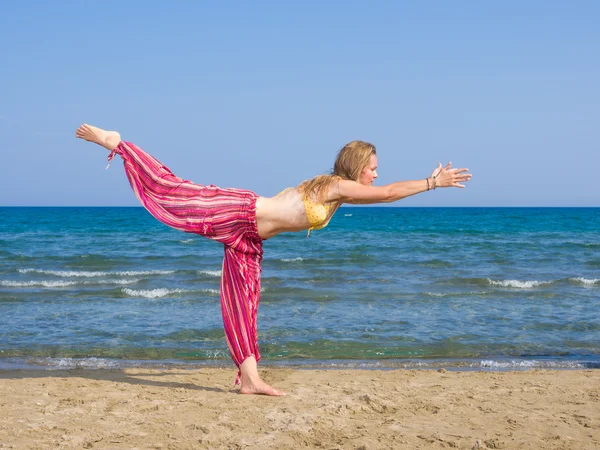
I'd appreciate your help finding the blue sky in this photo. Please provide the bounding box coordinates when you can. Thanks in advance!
[1,1,598,206]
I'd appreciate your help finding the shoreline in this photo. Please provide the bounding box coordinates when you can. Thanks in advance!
[1,356,599,372]
[0,367,598,449]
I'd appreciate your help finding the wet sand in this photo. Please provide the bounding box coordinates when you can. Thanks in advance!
[0,368,598,449]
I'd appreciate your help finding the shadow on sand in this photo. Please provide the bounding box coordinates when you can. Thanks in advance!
[0,368,227,393]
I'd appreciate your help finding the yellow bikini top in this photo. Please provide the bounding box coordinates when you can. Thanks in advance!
[279,188,338,236]
[304,196,337,236]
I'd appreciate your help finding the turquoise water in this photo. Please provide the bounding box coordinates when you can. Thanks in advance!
[0,207,599,370]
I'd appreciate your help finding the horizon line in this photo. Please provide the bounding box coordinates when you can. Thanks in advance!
[1,205,599,209]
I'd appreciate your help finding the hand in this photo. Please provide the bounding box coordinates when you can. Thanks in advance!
[430,162,472,188]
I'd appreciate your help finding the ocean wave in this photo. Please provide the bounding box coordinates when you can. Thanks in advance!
[18,268,174,277]
[1,278,142,288]
[1,280,79,288]
[98,279,142,285]
[3,357,598,371]
[300,359,600,370]
[122,288,188,298]
[477,359,597,369]
[197,270,222,277]
[179,239,195,244]
[569,277,600,286]
[443,277,555,289]
[121,287,219,299]
[446,276,597,289]
[487,279,553,288]
[423,291,488,298]
[29,357,121,370]
[280,257,304,262]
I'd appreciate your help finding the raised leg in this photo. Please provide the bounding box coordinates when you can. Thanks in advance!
[78,135,217,236]
[75,124,121,151]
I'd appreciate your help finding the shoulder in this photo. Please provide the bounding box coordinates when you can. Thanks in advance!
[299,175,341,202]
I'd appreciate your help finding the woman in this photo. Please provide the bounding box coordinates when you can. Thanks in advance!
[76,124,472,396]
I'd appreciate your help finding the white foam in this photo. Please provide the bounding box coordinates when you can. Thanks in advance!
[19,268,174,278]
[2,278,141,288]
[425,292,446,297]
[344,214,353,217]
[487,279,551,289]
[198,270,222,277]
[1,280,78,288]
[179,239,195,243]
[20,268,102,277]
[114,270,174,276]
[478,359,588,369]
[33,357,120,370]
[122,287,219,298]
[122,288,187,298]
[425,291,488,298]
[281,257,304,262]
[480,359,536,368]
[95,279,141,286]
[570,277,599,286]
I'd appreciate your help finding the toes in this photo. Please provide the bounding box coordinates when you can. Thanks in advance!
[240,383,285,396]
[266,387,286,396]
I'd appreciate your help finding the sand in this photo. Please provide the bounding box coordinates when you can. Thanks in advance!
[0,368,598,449]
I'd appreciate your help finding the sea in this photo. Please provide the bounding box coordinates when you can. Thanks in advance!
[0,206,599,371]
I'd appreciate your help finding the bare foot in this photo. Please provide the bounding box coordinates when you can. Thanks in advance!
[238,356,286,396]
[240,379,286,396]
[75,124,121,151]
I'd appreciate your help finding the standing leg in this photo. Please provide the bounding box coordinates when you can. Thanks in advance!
[221,246,285,396]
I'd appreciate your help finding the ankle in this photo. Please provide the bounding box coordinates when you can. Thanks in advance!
[241,371,261,385]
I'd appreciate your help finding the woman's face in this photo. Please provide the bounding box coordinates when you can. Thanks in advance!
[358,154,378,185]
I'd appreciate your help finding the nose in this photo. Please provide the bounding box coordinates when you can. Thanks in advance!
[373,170,378,179]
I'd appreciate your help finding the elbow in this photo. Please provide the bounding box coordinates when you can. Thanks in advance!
[383,185,407,203]
[383,186,396,203]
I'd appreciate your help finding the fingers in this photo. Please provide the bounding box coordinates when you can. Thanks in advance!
[448,167,469,174]
[431,162,472,187]
[452,174,471,187]
[443,168,472,188]
[438,162,454,177]
[430,162,443,178]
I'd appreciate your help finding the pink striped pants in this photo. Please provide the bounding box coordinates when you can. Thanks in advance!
[108,142,263,383]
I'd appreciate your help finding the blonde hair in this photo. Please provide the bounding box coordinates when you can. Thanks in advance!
[300,140,376,202]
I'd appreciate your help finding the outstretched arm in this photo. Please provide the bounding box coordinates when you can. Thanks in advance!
[333,162,472,204]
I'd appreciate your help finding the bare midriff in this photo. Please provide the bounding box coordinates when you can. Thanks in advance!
[255,189,307,239]
[255,187,341,240]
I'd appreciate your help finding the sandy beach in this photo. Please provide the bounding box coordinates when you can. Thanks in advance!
[0,368,598,449]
